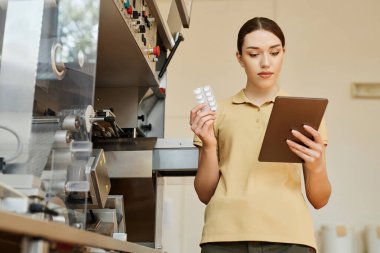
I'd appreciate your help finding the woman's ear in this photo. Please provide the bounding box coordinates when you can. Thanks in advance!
[236,51,244,67]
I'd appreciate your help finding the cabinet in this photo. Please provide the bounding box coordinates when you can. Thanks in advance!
[155,176,205,253]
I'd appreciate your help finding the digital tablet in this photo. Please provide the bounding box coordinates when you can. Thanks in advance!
[258,96,328,163]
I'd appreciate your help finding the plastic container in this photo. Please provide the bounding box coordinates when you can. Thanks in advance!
[365,225,380,253]
[319,225,354,253]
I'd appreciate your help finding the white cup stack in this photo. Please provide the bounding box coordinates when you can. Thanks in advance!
[320,225,354,253]
[365,225,380,253]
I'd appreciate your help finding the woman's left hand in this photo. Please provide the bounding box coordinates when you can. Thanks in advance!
[286,125,325,172]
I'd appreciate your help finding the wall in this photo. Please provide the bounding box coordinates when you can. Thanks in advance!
[163,0,380,252]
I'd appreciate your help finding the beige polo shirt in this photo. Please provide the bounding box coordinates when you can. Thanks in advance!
[194,89,328,250]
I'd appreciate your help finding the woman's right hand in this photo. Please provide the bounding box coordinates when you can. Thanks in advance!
[190,103,217,147]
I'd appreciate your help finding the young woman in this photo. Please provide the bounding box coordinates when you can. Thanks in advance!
[189,17,331,253]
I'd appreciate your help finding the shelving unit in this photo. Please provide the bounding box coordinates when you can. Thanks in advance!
[0,210,163,253]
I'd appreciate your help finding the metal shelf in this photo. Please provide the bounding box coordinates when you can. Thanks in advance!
[0,210,163,253]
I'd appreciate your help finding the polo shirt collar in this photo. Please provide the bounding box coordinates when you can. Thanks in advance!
[232,88,287,105]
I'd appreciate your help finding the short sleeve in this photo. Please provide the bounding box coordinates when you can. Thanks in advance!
[318,118,328,146]
[193,132,219,162]
[193,134,203,147]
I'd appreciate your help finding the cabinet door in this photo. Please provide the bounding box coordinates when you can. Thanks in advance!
[156,176,205,253]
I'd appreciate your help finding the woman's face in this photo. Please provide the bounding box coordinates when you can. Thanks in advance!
[237,29,285,89]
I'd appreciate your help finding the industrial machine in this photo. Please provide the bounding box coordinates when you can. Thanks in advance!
[0,0,195,252]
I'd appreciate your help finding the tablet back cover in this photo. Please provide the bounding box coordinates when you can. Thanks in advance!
[258,96,328,163]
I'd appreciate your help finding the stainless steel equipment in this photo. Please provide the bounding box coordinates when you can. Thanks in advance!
[0,0,193,251]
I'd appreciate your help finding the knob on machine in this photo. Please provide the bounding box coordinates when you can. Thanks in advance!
[145,46,160,57]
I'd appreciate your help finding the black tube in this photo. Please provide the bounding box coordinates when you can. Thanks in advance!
[29,203,59,216]
[0,157,4,172]
[158,33,184,79]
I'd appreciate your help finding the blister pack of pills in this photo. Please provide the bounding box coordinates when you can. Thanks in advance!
[193,86,217,111]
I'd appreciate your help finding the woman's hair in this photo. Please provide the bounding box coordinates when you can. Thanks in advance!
[237,17,285,55]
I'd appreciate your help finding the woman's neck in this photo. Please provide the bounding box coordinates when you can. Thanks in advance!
[244,83,279,106]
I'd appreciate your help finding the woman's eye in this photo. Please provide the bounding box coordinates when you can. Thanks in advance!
[270,51,280,56]
[249,53,259,57]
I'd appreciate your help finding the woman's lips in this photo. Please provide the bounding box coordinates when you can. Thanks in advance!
[258,72,273,78]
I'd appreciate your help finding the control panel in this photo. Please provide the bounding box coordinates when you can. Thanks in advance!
[114,0,161,72]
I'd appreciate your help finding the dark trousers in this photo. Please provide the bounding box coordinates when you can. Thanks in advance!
[201,242,315,253]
